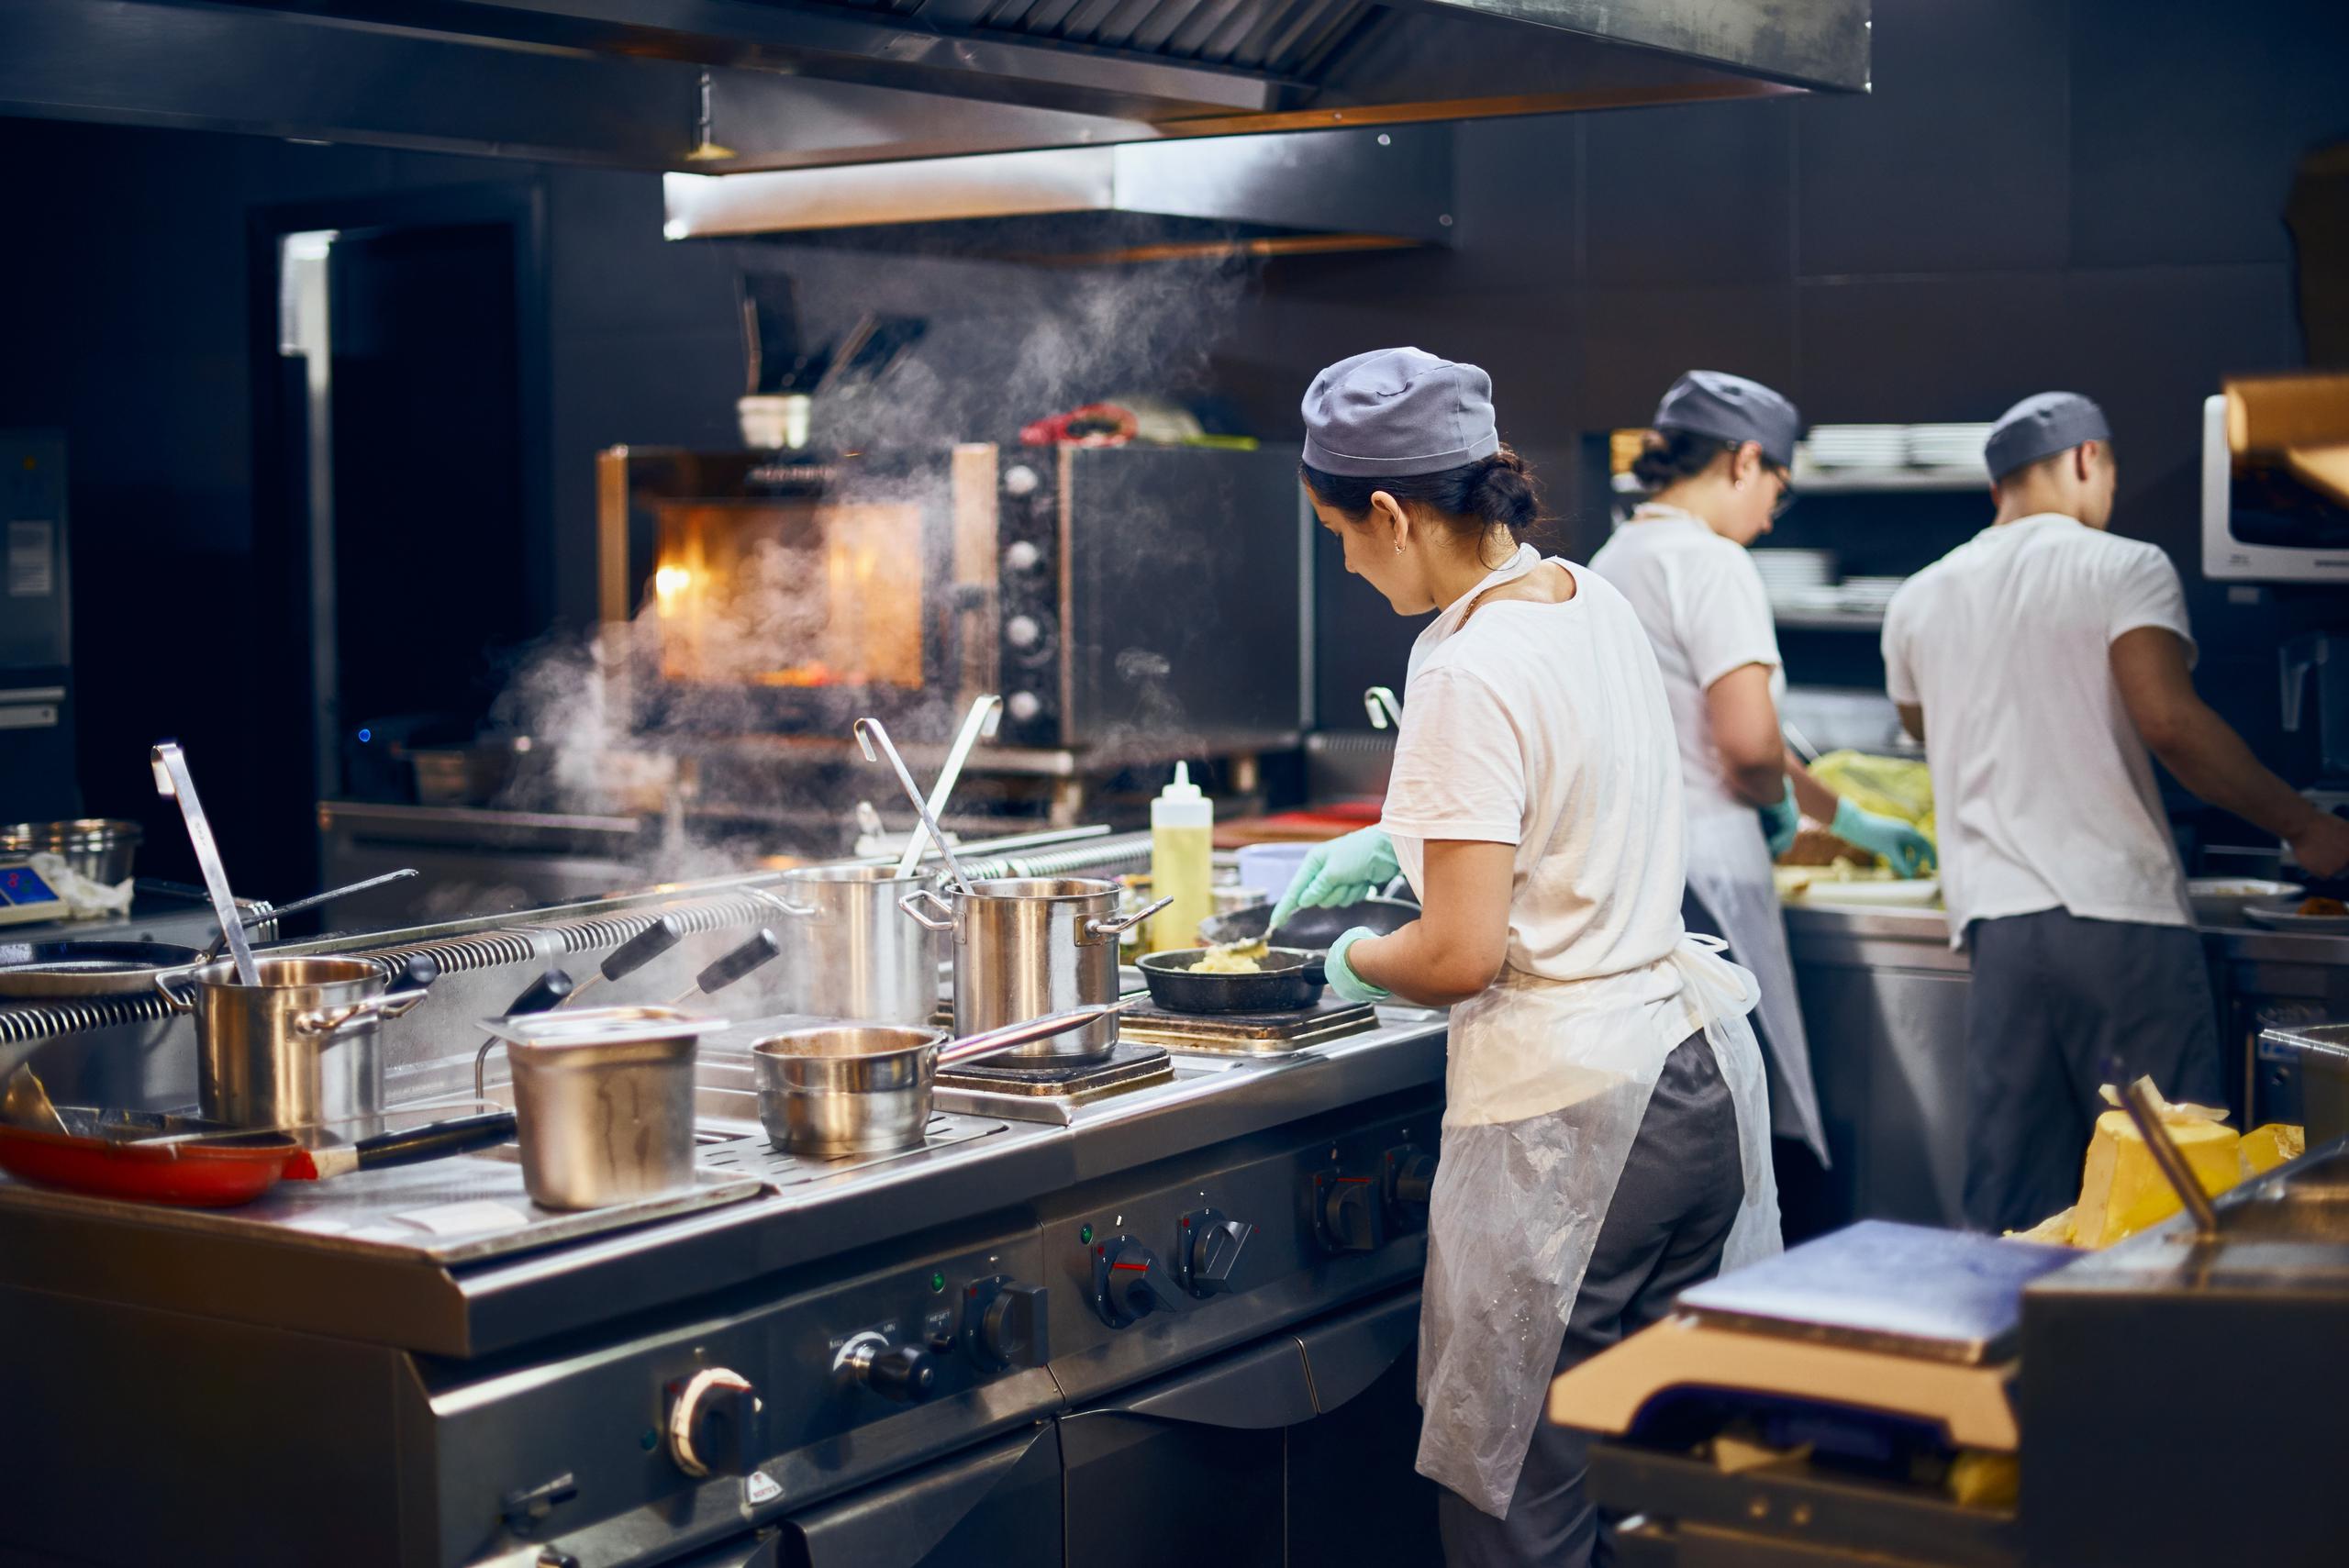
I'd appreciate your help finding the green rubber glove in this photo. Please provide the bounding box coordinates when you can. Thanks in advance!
[1831,796,1938,878]
[1269,827,1400,929]
[1758,779,1800,859]
[1324,926,1392,1004]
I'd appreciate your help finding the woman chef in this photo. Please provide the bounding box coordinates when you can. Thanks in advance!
[1589,371,1936,1179]
[1269,348,1780,1567]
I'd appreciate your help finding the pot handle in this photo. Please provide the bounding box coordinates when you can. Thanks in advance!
[934,996,1143,1069]
[751,886,818,919]
[154,971,197,1012]
[1087,895,1174,939]
[898,887,956,933]
[294,987,431,1039]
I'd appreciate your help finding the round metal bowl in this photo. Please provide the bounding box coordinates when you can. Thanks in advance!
[0,818,143,885]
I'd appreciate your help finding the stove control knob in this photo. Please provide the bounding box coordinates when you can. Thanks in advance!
[837,1332,938,1403]
[1094,1235,1163,1327]
[1178,1207,1252,1297]
[1007,691,1043,723]
[963,1275,1050,1371]
[1315,1170,1384,1254]
[1004,464,1041,497]
[1004,539,1043,573]
[1007,614,1042,649]
[666,1367,762,1478]
[1384,1144,1438,1214]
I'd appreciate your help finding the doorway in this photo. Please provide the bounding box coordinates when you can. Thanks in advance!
[252,186,550,893]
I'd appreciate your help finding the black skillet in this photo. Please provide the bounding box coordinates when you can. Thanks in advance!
[1138,947,1329,1014]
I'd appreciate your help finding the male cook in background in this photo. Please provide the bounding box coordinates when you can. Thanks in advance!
[1882,392,2349,1233]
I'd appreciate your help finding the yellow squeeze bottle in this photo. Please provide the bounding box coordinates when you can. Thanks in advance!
[1148,762,1214,953]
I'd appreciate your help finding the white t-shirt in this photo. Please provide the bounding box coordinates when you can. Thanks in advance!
[1587,505,1787,821]
[1881,512,2196,942]
[1380,549,1690,991]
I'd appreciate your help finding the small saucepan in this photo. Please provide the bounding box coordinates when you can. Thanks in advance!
[751,999,1138,1158]
[1137,948,1328,1014]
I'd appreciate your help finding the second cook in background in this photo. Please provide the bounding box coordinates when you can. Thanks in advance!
[1274,348,1780,1568]
[1590,371,1935,1180]
[1884,391,2349,1233]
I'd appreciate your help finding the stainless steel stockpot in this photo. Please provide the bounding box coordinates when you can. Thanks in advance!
[157,956,426,1129]
[764,865,941,1026]
[751,1002,1136,1157]
[899,877,1167,1062]
[483,1006,726,1210]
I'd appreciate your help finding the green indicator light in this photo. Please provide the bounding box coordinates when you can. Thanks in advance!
[930,1272,946,1293]
[1080,1223,1094,1245]
[640,1429,659,1451]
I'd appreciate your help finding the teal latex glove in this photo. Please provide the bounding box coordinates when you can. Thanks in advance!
[1758,779,1800,859]
[1831,796,1939,878]
[1269,827,1400,929]
[1324,927,1392,1005]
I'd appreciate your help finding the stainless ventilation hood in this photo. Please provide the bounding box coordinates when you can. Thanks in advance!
[0,0,1870,173]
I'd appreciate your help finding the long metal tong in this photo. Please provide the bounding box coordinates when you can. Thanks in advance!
[854,717,974,895]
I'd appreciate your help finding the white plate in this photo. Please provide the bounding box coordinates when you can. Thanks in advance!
[2243,901,2349,932]
[1783,876,1942,907]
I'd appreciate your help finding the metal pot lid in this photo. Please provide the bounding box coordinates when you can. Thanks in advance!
[483,1005,727,1049]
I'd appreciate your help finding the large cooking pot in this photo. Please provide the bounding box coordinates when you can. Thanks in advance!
[751,1001,1135,1157]
[900,878,1168,1062]
[765,865,941,1026]
[157,956,434,1129]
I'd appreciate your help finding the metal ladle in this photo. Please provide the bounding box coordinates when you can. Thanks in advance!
[151,742,259,987]
[853,717,974,896]
[1364,685,1402,730]
[2117,1074,2222,1241]
[198,869,420,962]
[895,695,1002,878]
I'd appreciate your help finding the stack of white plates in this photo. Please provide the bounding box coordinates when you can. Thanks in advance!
[1906,423,1993,471]
[1805,425,1909,469]
[1837,575,1906,615]
[1751,549,1838,607]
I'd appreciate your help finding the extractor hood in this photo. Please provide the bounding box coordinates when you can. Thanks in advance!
[0,0,1870,172]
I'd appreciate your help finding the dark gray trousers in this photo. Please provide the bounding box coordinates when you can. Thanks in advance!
[1962,908,2225,1234]
[1435,1030,1746,1568]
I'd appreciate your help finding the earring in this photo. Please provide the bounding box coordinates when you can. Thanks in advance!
[1394,542,1404,553]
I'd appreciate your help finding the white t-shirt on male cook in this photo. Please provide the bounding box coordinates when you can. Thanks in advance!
[1379,555,1688,986]
[1881,512,2196,944]
[1587,505,1787,821]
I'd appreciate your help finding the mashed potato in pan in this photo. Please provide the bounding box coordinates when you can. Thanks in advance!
[1190,941,1269,974]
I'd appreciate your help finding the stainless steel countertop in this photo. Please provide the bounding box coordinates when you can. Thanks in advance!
[1783,897,2349,966]
[0,1007,1451,1360]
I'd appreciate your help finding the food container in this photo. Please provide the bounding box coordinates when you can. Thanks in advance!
[0,819,142,886]
[484,1006,722,1210]
[751,1004,1131,1157]
[899,878,1166,1062]
[157,956,427,1128]
[766,865,941,1025]
[2186,877,2306,925]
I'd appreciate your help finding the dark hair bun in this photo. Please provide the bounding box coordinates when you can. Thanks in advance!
[1629,428,1725,490]
[1300,442,1544,544]
[1465,448,1540,535]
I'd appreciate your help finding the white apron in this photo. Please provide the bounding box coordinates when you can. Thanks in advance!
[1389,546,1783,1518]
[1684,808,1829,1162]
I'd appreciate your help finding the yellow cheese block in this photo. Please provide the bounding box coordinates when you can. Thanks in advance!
[2069,1110,2242,1248]
[2239,1122,2306,1177]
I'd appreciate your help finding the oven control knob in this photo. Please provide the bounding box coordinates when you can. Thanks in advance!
[1004,464,1041,497]
[1384,1145,1438,1212]
[1315,1170,1384,1254]
[1007,691,1043,722]
[963,1275,1050,1371]
[1094,1235,1163,1327]
[665,1367,762,1478]
[1007,614,1042,649]
[836,1332,938,1403]
[1178,1207,1252,1297]
[1004,539,1043,573]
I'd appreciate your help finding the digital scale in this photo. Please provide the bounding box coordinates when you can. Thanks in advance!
[0,860,67,928]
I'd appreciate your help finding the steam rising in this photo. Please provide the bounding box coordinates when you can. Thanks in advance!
[484,247,1264,879]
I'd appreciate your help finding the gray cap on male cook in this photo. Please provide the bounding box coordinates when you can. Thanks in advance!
[1984,391,2112,479]
[1301,348,1500,477]
[1652,370,1802,469]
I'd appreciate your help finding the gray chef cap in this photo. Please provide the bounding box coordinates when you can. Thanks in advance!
[1985,392,2112,479]
[1301,348,1500,477]
[1653,370,1801,469]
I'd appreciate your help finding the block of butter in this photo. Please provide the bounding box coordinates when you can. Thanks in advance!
[2238,1122,2307,1178]
[2069,1109,2242,1249]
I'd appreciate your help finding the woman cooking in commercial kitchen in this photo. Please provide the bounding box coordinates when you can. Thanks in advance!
[1266,348,1781,1566]
[1588,372,1936,1199]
